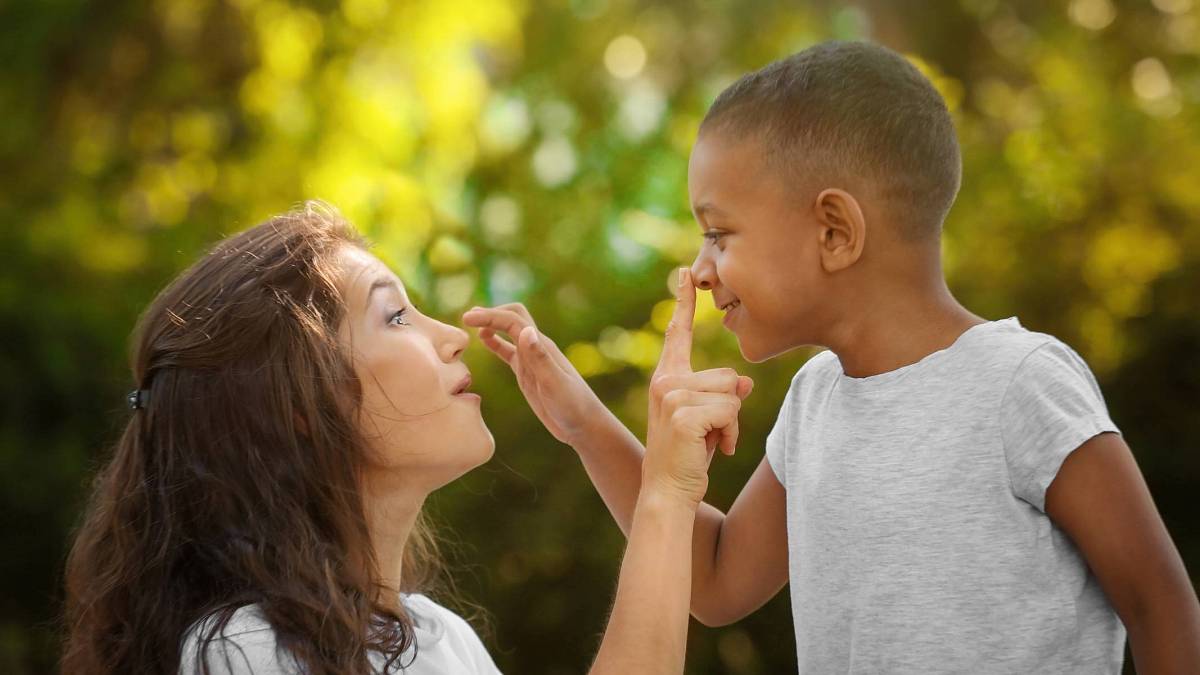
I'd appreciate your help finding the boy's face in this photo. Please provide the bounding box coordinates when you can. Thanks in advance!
[687,132,825,362]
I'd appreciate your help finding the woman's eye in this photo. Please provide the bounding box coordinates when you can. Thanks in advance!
[388,308,410,326]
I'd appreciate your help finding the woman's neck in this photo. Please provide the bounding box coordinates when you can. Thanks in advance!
[362,478,427,609]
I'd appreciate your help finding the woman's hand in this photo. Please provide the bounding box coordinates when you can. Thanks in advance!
[643,269,752,506]
[462,303,605,446]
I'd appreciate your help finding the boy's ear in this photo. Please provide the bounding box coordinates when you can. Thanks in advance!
[812,188,866,273]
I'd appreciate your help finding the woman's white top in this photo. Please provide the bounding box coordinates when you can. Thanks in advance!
[179,594,501,674]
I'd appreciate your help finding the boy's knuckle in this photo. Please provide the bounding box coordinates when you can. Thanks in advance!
[662,374,683,394]
[650,376,670,398]
[662,389,686,409]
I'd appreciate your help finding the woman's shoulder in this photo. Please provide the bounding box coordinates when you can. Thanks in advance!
[403,593,478,643]
[402,594,501,674]
[178,597,500,675]
[179,604,298,675]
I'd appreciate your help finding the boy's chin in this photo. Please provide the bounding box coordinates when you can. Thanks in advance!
[735,329,796,363]
[734,333,772,364]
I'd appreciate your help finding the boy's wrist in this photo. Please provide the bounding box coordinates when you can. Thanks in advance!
[636,482,703,517]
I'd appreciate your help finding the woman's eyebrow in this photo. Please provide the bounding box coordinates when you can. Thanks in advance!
[365,277,402,310]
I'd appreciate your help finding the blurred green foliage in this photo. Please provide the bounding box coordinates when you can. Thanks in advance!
[2,0,1198,672]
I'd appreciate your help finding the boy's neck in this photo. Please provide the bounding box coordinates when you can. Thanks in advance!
[824,276,985,380]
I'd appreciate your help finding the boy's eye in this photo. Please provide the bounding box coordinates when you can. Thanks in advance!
[703,231,726,243]
[388,308,410,326]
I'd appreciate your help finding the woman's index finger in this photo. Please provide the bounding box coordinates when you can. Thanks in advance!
[462,306,529,339]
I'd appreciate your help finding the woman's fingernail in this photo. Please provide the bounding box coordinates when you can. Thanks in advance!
[678,268,687,288]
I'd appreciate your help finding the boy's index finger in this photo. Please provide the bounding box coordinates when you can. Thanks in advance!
[658,268,696,375]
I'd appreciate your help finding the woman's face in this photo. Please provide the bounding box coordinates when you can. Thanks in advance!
[337,247,494,490]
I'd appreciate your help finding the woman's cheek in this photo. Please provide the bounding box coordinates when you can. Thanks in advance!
[362,344,445,417]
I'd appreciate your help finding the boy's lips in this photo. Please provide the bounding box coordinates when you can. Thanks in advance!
[716,295,742,329]
[721,301,741,328]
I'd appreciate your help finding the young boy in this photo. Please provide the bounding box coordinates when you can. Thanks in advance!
[464,41,1200,672]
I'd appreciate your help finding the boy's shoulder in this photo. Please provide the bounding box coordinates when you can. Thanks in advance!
[780,318,1092,402]
[785,348,841,391]
[961,317,1092,379]
[968,316,1067,352]
[773,349,841,415]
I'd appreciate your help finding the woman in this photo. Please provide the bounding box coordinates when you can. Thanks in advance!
[61,201,735,674]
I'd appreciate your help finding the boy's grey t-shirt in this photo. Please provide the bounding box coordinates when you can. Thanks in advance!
[766,317,1125,674]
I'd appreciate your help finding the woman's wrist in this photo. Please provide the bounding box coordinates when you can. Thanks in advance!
[565,403,630,454]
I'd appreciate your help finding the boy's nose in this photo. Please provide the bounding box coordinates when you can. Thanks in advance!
[690,254,717,291]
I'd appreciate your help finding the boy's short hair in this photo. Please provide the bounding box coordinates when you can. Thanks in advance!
[701,41,962,242]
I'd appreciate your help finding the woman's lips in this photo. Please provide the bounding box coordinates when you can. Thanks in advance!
[452,374,481,401]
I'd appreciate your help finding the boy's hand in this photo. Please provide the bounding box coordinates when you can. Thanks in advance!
[643,269,752,505]
[462,303,604,446]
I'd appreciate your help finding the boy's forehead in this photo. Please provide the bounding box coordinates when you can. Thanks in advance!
[688,132,776,212]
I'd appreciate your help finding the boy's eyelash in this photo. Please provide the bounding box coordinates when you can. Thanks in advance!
[388,308,409,326]
[703,231,725,241]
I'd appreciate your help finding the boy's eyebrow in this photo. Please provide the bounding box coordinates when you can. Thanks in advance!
[693,202,727,222]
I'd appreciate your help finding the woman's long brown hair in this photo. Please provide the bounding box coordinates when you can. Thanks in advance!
[62,202,441,674]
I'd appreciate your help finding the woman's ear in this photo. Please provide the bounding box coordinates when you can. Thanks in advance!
[813,188,866,273]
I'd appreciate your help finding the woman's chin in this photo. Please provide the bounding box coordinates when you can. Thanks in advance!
[478,432,496,464]
[450,433,496,481]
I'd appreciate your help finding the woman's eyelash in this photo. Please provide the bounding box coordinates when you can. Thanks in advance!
[388,308,409,326]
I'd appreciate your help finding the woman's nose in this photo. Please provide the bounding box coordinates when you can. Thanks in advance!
[439,322,469,362]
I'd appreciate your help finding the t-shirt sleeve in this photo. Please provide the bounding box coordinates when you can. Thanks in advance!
[999,339,1120,512]
[765,378,798,486]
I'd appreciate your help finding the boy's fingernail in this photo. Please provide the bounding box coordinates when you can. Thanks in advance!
[529,330,540,346]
